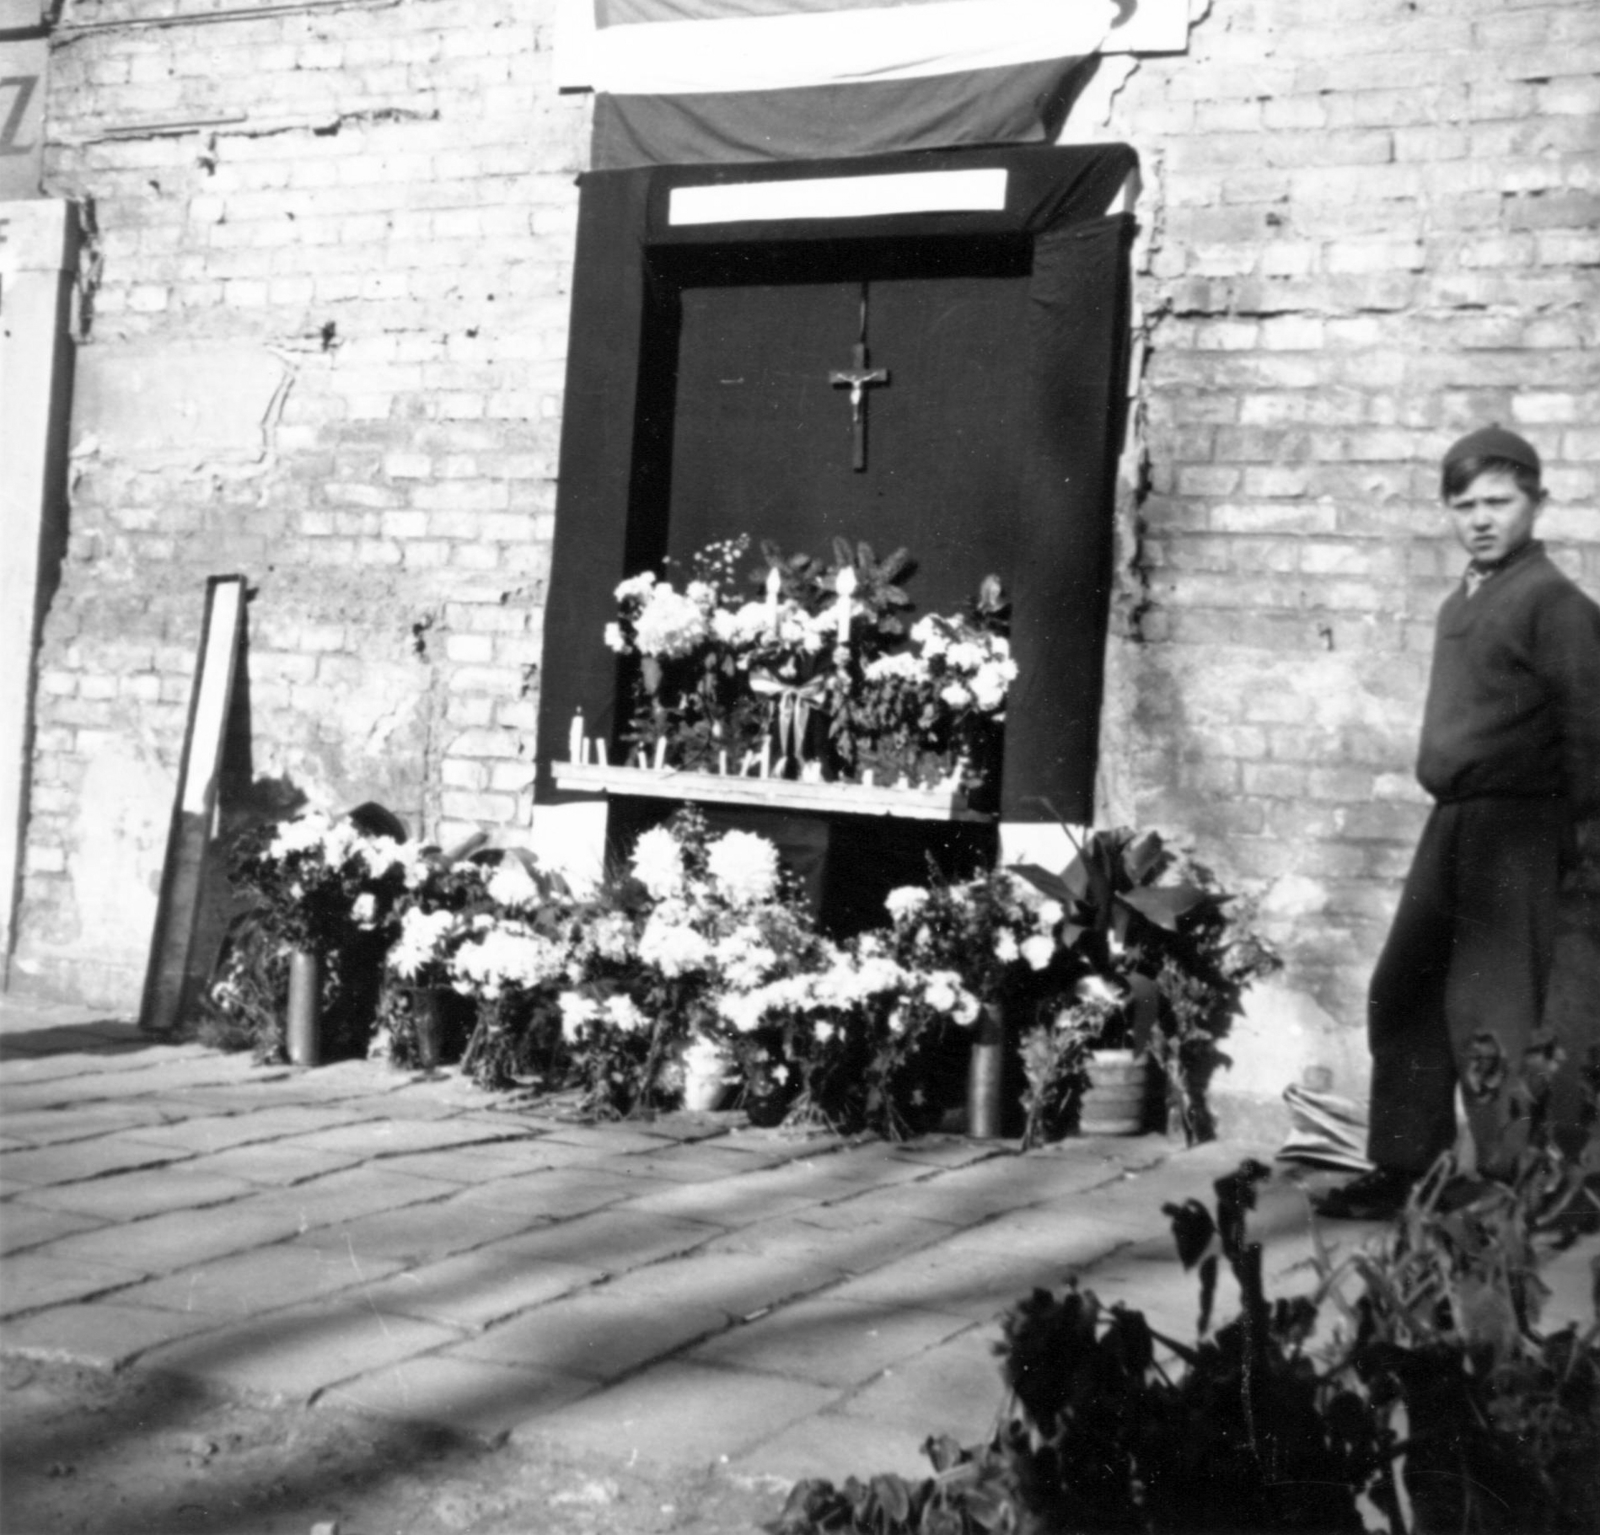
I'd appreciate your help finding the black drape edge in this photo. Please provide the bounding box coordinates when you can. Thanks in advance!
[999,213,1137,825]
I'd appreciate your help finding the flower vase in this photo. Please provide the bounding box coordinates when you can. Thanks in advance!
[411,987,444,1074]
[967,1001,1006,1139]
[1079,1049,1150,1135]
[286,948,322,1067]
[682,1041,734,1112]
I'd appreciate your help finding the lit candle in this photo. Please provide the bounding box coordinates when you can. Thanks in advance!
[765,566,781,632]
[568,708,584,764]
[834,566,857,639]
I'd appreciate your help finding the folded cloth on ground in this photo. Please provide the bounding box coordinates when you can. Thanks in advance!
[1279,1084,1374,1173]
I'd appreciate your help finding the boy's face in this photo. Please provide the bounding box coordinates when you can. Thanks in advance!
[1445,469,1544,567]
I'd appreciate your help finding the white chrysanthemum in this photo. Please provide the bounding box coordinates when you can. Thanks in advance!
[994,930,1020,965]
[719,990,770,1034]
[1035,899,1065,932]
[631,826,685,899]
[1021,934,1056,972]
[268,810,335,860]
[922,973,959,1014]
[354,836,406,880]
[946,640,985,673]
[614,571,656,603]
[638,915,712,977]
[910,614,949,657]
[1077,974,1125,1007]
[558,989,600,1042]
[633,585,709,659]
[604,621,628,653]
[941,681,974,710]
[969,663,1010,713]
[388,907,457,978]
[685,580,717,611]
[487,858,541,911]
[884,886,929,920]
[604,994,648,1032]
[449,926,566,998]
[707,831,780,907]
[351,893,378,928]
[864,651,925,682]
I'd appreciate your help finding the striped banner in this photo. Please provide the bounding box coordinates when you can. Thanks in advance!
[555,0,1166,169]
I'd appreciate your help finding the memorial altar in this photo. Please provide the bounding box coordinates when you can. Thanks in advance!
[535,141,1139,928]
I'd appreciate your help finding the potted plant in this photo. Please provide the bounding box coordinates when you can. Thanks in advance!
[1012,825,1281,1144]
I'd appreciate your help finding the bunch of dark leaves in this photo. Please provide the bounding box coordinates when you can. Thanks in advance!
[774,1111,1600,1535]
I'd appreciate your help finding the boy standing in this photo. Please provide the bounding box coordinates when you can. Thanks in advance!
[1318,426,1600,1220]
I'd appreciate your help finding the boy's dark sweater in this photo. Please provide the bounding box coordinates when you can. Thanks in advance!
[1417,540,1600,819]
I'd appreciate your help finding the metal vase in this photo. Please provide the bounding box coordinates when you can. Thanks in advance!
[967,1000,1006,1139]
[286,948,322,1067]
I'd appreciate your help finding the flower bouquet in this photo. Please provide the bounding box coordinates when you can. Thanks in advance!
[201,805,412,1062]
[600,536,1014,800]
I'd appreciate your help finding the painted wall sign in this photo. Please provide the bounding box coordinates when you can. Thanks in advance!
[0,35,46,201]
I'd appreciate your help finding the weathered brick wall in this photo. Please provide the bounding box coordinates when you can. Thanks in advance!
[16,0,1600,1105]
[18,0,586,1001]
[1091,0,1600,1090]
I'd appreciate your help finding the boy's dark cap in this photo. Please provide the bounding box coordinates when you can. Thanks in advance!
[1442,424,1541,474]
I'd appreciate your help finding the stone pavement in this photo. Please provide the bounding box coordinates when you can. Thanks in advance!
[3,992,1595,1493]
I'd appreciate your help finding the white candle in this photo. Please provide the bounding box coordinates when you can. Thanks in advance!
[759,738,771,778]
[568,709,584,764]
[834,566,857,639]
[765,566,781,632]
[595,738,609,766]
[718,749,729,775]
[653,737,668,770]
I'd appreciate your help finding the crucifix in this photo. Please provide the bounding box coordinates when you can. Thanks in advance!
[829,284,889,471]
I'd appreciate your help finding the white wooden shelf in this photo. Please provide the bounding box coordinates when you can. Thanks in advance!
[553,760,988,821]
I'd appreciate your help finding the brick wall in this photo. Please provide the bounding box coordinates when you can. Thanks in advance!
[18,0,586,1000]
[15,0,1600,1098]
[1090,0,1600,1087]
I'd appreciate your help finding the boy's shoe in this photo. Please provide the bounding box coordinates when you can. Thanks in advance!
[1312,1165,1416,1221]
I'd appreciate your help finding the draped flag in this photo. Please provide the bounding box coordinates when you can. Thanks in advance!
[556,0,1131,171]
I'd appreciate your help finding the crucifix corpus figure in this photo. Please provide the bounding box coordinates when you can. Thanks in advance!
[829,286,889,471]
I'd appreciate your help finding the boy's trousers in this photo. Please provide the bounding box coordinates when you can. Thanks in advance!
[1366,795,1567,1175]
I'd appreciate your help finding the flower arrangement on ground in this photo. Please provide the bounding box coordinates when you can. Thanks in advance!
[200,804,413,1061]
[603,536,1013,797]
[1011,826,1282,1145]
[558,809,825,1119]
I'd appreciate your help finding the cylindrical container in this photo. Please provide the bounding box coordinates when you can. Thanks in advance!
[1079,1048,1149,1134]
[967,1001,1006,1139]
[286,948,322,1067]
[412,988,442,1072]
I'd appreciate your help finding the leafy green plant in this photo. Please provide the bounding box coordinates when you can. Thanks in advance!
[1012,824,1280,1143]
[774,1056,1600,1535]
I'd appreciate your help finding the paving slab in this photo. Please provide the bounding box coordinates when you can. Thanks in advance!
[107,1242,409,1318]
[176,1141,364,1186]
[356,1247,603,1330]
[0,1202,107,1254]
[0,1253,148,1317]
[318,1354,598,1441]
[0,1135,196,1187]
[686,1297,973,1388]
[30,1201,311,1272]
[9,1166,259,1223]
[0,1300,223,1371]
[492,1207,720,1275]
[514,1361,838,1467]
[595,1248,843,1326]
[447,1290,732,1381]
[730,1406,937,1483]
[141,1299,466,1406]
[832,1325,1004,1442]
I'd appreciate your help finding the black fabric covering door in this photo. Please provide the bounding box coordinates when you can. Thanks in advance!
[538,144,1138,830]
